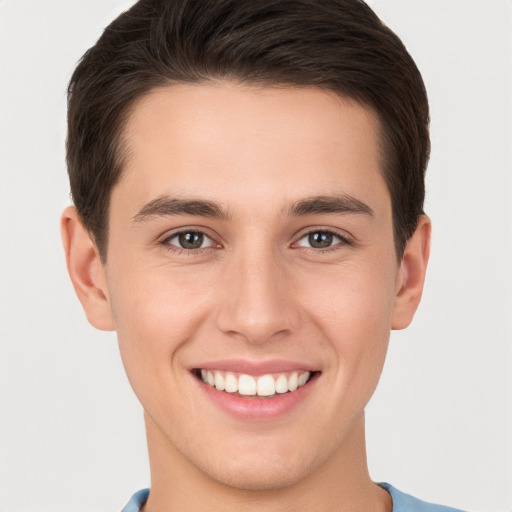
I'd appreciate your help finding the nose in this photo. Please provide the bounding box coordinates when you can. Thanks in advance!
[215,247,301,345]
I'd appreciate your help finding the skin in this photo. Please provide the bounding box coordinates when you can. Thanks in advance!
[62,83,430,511]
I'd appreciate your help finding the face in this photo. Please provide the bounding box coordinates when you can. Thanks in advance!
[74,83,425,490]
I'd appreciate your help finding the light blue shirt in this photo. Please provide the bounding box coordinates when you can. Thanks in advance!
[121,484,467,511]
[380,483,467,512]
[122,488,149,512]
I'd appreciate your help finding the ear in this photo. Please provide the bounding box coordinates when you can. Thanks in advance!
[391,215,431,330]
[61,206,115,331]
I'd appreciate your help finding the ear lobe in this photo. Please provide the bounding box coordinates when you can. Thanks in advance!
[61,206,115,331]
[391,215,431,330]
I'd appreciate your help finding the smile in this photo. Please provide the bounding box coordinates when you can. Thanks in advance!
[198,369,312,397]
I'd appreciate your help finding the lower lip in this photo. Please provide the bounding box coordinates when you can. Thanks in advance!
[195,373,318,421]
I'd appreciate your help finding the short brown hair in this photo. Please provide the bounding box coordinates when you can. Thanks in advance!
[67,0,430,259]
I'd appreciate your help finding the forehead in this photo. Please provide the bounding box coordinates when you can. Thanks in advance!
[115,82,389,219]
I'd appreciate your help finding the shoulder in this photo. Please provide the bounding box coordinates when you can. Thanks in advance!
[121,489,149,512]
[380,483,468,512]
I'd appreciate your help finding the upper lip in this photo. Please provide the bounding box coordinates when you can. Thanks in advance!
[191,359,318,376]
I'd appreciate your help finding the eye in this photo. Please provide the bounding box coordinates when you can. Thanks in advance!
[164,230,215,250]
[296,230,345,249]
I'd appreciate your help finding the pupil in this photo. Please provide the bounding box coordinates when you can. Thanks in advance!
[309,232,332,248]
[179,232,203,249]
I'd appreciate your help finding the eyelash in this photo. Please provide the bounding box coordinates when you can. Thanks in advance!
[292,229,351,253]
[160,230,219,255]
[159,228,351,254]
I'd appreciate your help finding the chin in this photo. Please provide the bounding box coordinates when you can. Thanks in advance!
[204,460,310,492]
[192,438,321,492]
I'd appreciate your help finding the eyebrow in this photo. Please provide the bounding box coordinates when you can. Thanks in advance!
[132,193,373,224]
[132,196,229,223]
[287,195,374,217]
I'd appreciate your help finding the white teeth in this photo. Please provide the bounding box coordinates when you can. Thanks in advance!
[275,374,289,393]
[257,375,276,396]
[238,374,257,395]
[288,371,299,392]
[199,369,312,397]
[224,372,238,393]
[298,372,309,387]
[214,371,225,391]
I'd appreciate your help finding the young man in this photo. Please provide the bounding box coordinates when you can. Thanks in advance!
[61,1,466,510]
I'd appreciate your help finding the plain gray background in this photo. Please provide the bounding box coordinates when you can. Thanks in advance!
[1,1,511,511]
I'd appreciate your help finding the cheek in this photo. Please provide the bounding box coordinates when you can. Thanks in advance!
[300,258,396,383]
[106,267,213,389]
[302,256,397,332]
[110,262,211,333]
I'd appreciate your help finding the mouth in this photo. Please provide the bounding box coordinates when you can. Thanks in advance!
[192,368,317,398]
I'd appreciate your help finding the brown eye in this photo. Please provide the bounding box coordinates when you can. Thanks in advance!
[296,230,343,249]
[308,232,333,248]
[166,231,213,250]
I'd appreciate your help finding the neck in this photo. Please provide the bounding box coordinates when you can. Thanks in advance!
[141,411,391,512]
